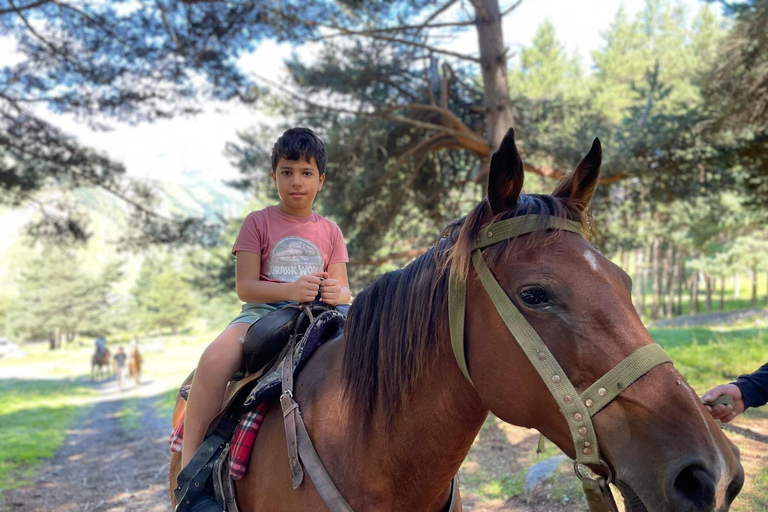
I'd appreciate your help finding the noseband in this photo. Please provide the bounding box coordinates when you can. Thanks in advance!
[448,214,672,512]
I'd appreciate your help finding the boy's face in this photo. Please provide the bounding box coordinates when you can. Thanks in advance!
[271,157,325,216]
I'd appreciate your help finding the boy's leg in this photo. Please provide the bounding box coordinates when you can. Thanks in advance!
[181,322,250,468]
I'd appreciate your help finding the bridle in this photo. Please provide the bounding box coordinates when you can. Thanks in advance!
[448,214,672,512]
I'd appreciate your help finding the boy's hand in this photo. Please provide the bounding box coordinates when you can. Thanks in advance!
[317,272,341,305]
[293,274,322,303]
[703,384,745,423]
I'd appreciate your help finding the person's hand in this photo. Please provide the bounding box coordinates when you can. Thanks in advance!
[318,273,341,305]
[292,274,322,303]
[703,384,745,423]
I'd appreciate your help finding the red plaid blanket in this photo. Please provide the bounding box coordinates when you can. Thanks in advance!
[169,401,270,481]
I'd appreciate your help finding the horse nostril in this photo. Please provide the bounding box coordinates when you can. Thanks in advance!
[672,464,715,510]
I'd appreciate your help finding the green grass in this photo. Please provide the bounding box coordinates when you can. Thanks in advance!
[0,379,96,492]
[649,325,768,392]
[747,465,768,511]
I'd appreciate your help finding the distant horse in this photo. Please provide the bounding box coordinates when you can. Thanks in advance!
[91,348,111,382]
[170,129,743,512]
[128,344,142,385]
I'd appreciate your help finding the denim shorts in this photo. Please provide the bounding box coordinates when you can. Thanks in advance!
[227,301,290,328]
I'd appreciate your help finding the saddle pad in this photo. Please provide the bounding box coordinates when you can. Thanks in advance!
[242,309,345,409]
[169,402,269,480]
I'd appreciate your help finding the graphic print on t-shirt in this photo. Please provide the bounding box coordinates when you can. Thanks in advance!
[266,236,324,282]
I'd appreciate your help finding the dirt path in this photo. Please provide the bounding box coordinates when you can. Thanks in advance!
[0,380,173,512]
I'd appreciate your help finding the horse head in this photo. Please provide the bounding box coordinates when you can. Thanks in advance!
[455,128,743,511]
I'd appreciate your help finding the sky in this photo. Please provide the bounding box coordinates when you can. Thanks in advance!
[4,0,711,186]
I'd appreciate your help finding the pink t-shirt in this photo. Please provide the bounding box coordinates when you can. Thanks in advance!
[232,206,348,283]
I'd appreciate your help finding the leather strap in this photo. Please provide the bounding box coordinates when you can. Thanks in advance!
[296,412,354,511]
[280,340,304,489]
[582,478,620,512]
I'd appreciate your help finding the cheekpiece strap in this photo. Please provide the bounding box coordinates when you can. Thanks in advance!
[449,214,585,386]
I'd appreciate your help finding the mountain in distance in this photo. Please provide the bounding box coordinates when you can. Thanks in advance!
[0,171,250,292]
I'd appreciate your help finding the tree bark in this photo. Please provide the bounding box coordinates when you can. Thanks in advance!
[734,273,740,299]
[667,245,678,319]
[752,265,758,308]
[473,0,514,183]
[705,273,713,311]
[720,275,725,310]
[651,237,661,319]
[691,267,700,314]
[641,245,651,317]
[676,250,686,315]
[634,247,644,316]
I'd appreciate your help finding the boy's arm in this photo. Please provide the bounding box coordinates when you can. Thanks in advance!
[235,251,322,304]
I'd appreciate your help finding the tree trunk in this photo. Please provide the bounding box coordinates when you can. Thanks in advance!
[765,272,768,305]
[734,273,740,299]
[720,276,726,310]
[691,267,700,314]
[650,237,661,319]
[49,332,57,351]
[662,243,673,318]
[641,245,651,317]
[667,246,678,319]
[705,273,713,311]
[676,251,686,315]
[752,265,758,308]
[474,0,514,181]
[634,247,644,316]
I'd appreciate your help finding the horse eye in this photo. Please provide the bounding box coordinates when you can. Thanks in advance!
[520,288,549,306]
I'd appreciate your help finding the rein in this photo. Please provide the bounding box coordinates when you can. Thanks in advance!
[448,214,672,512]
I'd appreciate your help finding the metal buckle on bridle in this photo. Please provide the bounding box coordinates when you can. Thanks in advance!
[574,459,614,485]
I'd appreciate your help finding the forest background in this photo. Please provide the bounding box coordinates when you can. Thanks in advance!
[0,0,766,348]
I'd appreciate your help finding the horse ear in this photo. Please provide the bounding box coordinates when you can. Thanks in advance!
[488,128,524,215]
[552,138,601,209]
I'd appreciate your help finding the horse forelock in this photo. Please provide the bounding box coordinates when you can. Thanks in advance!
[341,193,586,432]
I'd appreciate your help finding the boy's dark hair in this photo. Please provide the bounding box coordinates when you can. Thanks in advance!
[271,127,327,175]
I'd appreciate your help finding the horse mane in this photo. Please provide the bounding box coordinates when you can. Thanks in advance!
[340,193,587,431]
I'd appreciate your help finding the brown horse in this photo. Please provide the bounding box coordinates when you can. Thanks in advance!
[91,348,111,382]
[128,343,142,385]
[170,130,743,511]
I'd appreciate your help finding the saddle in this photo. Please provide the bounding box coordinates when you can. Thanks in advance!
[242,302,332,374]
[175,305,346,512]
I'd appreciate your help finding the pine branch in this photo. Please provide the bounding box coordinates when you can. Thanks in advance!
[0,0,50,15]
[316,27,481,62]
[251,73,488,149]
[500,0,523,18]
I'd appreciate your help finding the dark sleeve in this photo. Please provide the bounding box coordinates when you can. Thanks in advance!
[734,362,768,409]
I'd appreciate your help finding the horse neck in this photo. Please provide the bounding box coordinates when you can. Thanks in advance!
[360,341,488,508]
